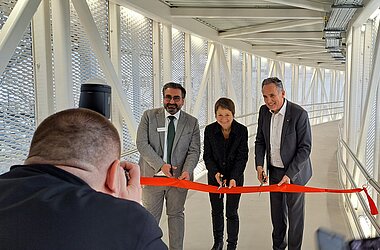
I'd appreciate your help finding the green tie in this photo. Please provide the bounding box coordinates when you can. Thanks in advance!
[167,116,175,164]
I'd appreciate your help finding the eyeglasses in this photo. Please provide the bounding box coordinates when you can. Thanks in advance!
[164,95,182,102]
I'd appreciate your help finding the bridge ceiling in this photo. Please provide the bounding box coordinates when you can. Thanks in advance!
[156,0,364,70]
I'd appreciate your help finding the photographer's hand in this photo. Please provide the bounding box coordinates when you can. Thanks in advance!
[120,161,142,203]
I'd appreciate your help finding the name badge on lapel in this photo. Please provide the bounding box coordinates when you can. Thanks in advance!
[157,127,166,132]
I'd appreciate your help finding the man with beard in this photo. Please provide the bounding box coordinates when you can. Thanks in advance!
[136,82,200,250]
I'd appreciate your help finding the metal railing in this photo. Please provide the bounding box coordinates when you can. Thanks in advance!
[337,122,380,238]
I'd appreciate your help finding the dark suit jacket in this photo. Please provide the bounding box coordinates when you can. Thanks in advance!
[204,120,249,186]
[0,164,167,250]
[255,100,312,185]
[136,107,200,180]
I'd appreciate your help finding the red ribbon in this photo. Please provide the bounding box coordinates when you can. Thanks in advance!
[141,177,378,215]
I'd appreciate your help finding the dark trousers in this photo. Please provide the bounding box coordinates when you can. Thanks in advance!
[209,192,241,248]
[269,167,305,250]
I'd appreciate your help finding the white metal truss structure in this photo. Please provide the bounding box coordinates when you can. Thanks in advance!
[338,1,380,238]
[0,0,345,176]
[0,1,344,182]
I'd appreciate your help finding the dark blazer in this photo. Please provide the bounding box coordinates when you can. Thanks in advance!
[255,100,312,185]
[0,164,167,250]
[204,120,249,186]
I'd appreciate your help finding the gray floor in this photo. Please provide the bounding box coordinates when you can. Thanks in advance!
[159,120,351,249]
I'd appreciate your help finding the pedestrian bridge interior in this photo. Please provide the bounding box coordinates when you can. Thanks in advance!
[1,0,380,249]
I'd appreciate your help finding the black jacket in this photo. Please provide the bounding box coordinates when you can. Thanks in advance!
[0,164,168,250]
[203,120,249,186]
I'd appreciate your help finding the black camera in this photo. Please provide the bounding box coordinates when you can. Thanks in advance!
[79,83,111,119]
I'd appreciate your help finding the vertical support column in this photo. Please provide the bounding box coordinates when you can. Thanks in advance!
[51,0,74,111]
[109,2,124,147]
[213,44,221,99]
[348,26,364,154]
[246,54,253,144]
[292,64,299,102]
[51,0,73,111]
[226,47,232,97]
[152,21,161,108]
[331,70,337,119]
[301,66,306,105]
[268,59,274,76]
[331,70,336,102]
[162,23,172,83]
[256,57,262,110]
[375,80,380,226]
[32,0,54,125]
[207,42,214,123]
[242,52,247,117]
[279,61,285,80]
[184,33,191,112]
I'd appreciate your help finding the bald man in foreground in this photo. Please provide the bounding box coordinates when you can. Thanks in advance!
[0,108,167,250]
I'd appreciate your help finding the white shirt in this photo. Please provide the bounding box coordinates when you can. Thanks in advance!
[269,99,287,168]
[155,110,180,176]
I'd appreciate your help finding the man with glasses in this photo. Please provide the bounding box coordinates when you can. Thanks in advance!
[0,108,167,250]
[255,77,312,250]
[137,82,201,250]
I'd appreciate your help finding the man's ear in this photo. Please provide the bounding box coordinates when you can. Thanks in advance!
[106,160,120,193]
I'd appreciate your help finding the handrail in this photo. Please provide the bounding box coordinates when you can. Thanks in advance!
[337,142,380,236]
[338,127,380,194]
[306,106,343,114]
[337,123,380,236]
[302,100,343,107]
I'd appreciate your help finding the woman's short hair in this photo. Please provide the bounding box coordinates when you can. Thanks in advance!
[214,97,235,116]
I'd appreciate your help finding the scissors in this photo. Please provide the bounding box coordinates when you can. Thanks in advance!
[259,174,267,197]
[217,175,225,199]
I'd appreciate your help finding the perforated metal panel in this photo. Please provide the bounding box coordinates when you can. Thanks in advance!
[68,0,108,107]
[0,2,35,173]
[363,18,379,178]
[190,35,208,127]
[260,58,269,79]
[172,28,185,84]
[120,7,153,161]
[231,49,242,114]
[365,97,376,177]
[219,50,227,97]
[284,63,292,99]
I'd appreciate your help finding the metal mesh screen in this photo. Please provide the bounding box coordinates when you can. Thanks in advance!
[68,0,108,107]
[190,35,208,177]
[284,63,292,99]
[190,35,208,127]
[172,28,185,84]
[364,96,376,177]
[231,49,243,114]
[220,50,227,97]
[120,7,153,161]
[0,2,35,173]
